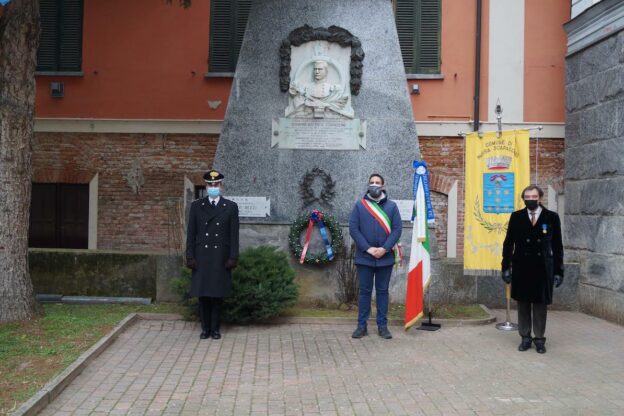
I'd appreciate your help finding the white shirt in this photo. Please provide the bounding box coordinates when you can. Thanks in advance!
[527,205,542,222]
[209,196,220,206]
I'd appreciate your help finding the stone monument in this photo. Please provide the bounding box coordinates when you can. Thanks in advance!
[213,0,422,302]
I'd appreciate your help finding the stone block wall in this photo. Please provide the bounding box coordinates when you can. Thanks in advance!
[29,249,182,301]
[565,28,624,324]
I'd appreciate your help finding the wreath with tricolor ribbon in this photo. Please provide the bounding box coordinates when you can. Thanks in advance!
[289,210,344,265]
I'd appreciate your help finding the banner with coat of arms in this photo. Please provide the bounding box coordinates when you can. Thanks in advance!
[463,129,530,275]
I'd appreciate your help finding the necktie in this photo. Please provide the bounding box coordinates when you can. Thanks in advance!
[530,211,536,226]
[211,200,216,207]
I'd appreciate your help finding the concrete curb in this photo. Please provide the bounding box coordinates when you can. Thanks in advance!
[11,306,495,415]
[11,313,139,416]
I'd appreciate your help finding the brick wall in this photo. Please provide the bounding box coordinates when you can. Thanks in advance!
[33,133,218,252]
[32,133,564,255]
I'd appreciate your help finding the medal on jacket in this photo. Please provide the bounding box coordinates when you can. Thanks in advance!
[542,224,547,234]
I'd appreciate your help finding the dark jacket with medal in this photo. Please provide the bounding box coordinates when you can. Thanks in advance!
[502,205,563,304]
[185,197,239,298]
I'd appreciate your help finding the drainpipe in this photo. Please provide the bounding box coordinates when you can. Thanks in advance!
[473,0,482,132]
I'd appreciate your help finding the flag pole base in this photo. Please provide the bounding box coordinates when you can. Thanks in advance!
[416,311,441,331]
[495,322,518,331]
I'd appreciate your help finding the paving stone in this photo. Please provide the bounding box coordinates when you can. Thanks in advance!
[35,313,624,415]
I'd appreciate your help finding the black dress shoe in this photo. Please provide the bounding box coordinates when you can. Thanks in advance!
[378,327,393,339]
[211,331,221,340]
[351,327,368,338]
[200,331,210,339]
[535,343,546,354]
[518,338,532,351]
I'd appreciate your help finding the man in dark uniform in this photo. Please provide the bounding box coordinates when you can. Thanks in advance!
[501,185,564,353]
[186,169,239,340]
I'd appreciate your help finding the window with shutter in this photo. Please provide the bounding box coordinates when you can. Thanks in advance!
[395,0,441,75]
[208,0,251,74]
[36,0,83,73]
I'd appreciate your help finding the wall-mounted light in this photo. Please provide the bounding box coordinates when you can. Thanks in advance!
[411,84,420,95]
[50,82,64,98]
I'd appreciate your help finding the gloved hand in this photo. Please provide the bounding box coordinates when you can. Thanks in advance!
[501,269,512,284]
[554,274,563,288]
[224,258,238,270]
[186,258,197,270]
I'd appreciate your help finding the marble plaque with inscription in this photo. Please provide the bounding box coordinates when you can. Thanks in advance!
[225,196,270,218]
[395,199,415,222]
[271,117,366,150]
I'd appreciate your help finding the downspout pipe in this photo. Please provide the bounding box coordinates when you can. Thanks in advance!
[473,0,482,132]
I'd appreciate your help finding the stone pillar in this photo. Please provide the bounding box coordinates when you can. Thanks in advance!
[564,0,624,324]
[213,0,423,304]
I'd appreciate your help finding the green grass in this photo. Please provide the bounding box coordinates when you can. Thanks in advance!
[0,303,182,414]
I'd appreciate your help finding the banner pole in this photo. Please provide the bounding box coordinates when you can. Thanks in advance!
[496,283,518,331]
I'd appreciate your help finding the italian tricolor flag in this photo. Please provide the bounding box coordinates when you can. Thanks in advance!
[404,176,431,330]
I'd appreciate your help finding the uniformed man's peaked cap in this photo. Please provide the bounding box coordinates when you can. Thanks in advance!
[203,169,224,184]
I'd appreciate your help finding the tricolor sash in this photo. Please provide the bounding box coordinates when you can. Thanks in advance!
[361,199,403,267]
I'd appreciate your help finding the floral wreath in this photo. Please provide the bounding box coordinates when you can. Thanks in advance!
[289,210,343,265]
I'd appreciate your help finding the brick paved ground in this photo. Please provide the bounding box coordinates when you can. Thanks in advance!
[39,310,624,416]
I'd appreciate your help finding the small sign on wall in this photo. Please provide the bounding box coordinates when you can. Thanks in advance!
[225,196,271,218]
[394,200,415,222]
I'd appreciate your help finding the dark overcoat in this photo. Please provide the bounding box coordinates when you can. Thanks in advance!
[348,193,402,268]
[185,197,239,297]
[501,206,563,304]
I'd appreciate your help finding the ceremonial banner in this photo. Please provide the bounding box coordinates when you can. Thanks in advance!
[463,130,530,275]
[405,161,433,330]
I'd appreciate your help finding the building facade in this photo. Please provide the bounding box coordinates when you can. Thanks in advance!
[12,0,568,255]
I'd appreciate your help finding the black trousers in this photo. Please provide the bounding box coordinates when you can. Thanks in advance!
[198,297,223,333]
[517,301,547,341]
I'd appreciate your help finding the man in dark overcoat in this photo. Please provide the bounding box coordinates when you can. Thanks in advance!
[186,169,239,340]
[501,185,564,353]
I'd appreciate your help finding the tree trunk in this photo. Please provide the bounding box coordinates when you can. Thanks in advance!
[0,0,40,322]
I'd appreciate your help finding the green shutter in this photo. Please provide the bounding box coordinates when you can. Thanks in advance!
[209,0,250,73]
[37,0,59,71]
[395,0,440,74]
[232,0,251,70]
[36,0,83,72]
[59,0,83,72]
[417,0,440,74]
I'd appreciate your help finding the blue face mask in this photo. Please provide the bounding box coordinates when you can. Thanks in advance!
[207,187,221,198]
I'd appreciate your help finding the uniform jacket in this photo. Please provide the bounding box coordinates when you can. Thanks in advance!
[349,192,402,268]
[186,197,239,297]
[502,205,563,304]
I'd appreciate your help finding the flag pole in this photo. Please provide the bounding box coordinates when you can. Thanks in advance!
[417,281,441,331]
[496,283,518,331]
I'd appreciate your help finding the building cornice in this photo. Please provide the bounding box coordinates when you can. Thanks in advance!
[565,0,624,56]
[34,118,565,138]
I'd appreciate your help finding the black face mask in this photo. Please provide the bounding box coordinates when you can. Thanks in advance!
[524,199,539,210]
[368,185,383,198]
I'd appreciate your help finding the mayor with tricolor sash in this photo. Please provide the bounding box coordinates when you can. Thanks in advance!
[349,173,402,340]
